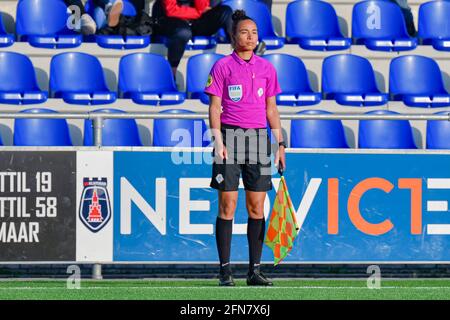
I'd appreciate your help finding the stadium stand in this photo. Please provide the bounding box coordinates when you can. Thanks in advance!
[119,53,185,105]
[13,108,73,146]
[290,110,349,148]
[0,0,446,150]
[285,0,351,51]
[50,52,117,105]
[352,0,418,51]
[389,55,450,108]
[262,53,321,106]
[0,51,48,104]
[153,109,210,147]
[358,110,417,149]
[84,108,143,146]
[322,54,388,106]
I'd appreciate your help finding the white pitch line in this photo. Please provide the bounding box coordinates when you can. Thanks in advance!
[0,286,450,290]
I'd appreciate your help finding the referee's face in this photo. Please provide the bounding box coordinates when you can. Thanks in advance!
[234,19,258,52]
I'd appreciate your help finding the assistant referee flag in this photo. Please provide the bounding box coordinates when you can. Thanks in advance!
[264,175,299,265]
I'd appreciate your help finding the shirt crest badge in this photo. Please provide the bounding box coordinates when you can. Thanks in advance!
[206,74,213,87]
[228,85,243,102]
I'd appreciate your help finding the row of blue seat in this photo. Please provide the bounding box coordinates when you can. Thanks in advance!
[0,51,182,105]
[2,0,450,51]
[4,108,450,149]
[11,108,209,147]
[2,51,449,108]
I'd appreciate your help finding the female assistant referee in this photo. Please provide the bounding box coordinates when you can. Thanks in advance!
[205,10,286,287]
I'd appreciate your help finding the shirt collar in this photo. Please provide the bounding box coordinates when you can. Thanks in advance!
[231,50,256,65]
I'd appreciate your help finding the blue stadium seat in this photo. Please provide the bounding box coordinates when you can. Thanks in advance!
[14,108,72,146]
[86,0,150,49]
[352,0,417,51]
[418,0,450,51]
[96,34,150,50]
[389,55,450,108]
[16,0,82,49]
[221,0,284,49]
[153,109,210,147]
[50,52,116,105]
[84,109,142,146]
[285,0,351,51]
[359,110,416,149]
[119,53,185,106]
[153,35,218,51]
[427,111,450,149]
[187,53,224,105]
[0,13,14,47]
[0,52,48,105]
[262,54,321,106]
[322,54,388,107]
[290,110,348,148]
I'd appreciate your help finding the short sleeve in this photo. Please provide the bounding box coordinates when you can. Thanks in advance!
[266,64,282,98]
[204,62,224,98]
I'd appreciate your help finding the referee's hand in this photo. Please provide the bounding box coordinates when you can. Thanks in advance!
[275,145,286,172]
[215,142,228,160]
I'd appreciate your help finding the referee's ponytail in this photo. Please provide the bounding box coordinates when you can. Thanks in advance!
[231,9,255,48]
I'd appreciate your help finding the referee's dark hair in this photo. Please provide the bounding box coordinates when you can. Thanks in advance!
[231,9,255,47]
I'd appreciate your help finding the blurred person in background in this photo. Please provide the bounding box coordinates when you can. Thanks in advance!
[64,0,125,35]
[152,0,233,78]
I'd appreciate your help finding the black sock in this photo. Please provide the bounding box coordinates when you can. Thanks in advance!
[247,217,265,273]
[216,217,233,274]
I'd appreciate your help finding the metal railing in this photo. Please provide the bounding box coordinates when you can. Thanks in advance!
[1,111,449,147]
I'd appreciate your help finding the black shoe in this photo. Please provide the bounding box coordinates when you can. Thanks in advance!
[219,272,235,286]
[247,268,273,286]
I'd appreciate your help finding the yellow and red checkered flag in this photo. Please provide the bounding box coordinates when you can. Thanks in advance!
[264,174,299,265]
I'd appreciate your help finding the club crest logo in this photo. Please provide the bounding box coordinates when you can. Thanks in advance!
[228,85,243,102]
[206,74,213,87]
[79,178,111,233]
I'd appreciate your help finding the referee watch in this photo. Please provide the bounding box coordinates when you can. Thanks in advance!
[278,141,287,149]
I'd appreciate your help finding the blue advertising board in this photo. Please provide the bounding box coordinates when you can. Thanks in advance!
[113,150,450,263]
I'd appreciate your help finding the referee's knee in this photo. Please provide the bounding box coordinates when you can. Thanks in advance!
[219,200,237,220]
[247,209,264,220]
[247,204,265,220]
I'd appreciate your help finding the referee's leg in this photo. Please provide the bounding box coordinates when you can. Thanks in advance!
[245,190,273,286]
[216,191,238,286]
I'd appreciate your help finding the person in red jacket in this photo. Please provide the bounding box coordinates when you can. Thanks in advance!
[152,0,233,78]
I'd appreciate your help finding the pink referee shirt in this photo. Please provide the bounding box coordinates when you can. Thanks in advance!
[204,51,282,129]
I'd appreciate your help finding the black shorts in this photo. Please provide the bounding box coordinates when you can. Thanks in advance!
[210,124,273,192]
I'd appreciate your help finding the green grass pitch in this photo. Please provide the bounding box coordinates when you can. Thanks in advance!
[0,279,449,300]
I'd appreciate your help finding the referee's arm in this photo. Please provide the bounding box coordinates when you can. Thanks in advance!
[209,94,227,160]
[266,96,286,169]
